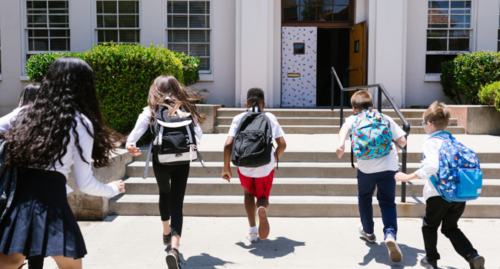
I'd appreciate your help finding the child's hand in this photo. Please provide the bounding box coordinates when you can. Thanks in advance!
[336,144,345,159]
[395,172,414,182]
[112,180,126,194]
[222,170,232,182]
[126,144,142,157]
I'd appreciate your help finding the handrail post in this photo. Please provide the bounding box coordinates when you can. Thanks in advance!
[377,86,382,113]
[340,90,344,128]
[401,143,407,203]
[331,70,334,111]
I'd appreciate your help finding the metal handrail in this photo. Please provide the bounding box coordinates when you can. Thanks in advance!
[330,67,411,202]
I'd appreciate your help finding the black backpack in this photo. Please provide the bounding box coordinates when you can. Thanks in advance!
[143,105,208,179]
[231,104,276,168]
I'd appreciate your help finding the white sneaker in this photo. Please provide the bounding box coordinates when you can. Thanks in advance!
[385,235,403,262]
[246,231,258,243]
[358,223,376,243]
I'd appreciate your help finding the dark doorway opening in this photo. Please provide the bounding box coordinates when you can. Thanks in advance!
[316,28,350,107]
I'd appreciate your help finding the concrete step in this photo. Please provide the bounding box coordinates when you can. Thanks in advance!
[216,117,458,127]
[133,150,500,164]
[127,161,500,179]
[124,177,500,197]
[216,108,427,118]
[214,125,465,134]
[109,194,500,218]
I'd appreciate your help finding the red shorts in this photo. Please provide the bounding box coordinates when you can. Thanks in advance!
[237,169,275,199]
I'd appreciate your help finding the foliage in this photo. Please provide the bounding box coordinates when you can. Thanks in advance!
[478,81,500,112]
[440,60,463,104]
[26,52,83,82]
[172,51,200,86]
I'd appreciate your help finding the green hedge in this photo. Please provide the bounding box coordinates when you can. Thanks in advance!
[441,51,500,104]
[26,43,201,144]
[478,81,500,112]
[172,51,200,86]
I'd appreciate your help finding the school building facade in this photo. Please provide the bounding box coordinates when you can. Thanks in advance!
[0,0,499,115]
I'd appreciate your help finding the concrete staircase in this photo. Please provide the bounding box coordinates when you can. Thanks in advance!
[215,108,465,134]
[109,109,500,218]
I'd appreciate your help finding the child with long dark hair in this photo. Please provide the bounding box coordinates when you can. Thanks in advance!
[0,57,125,269]
[126,75,205,269]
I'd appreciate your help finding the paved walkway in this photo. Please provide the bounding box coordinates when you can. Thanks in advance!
[39,216,498,269]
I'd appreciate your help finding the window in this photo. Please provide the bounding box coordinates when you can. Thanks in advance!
[166,0,211,72]
[96,1,140,44]
[26,1,70,61]
[426,0,472,73]
[283,0,350,22]
[293,43,305,54]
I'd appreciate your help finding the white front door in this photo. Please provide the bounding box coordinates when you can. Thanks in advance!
[281,27,317,108]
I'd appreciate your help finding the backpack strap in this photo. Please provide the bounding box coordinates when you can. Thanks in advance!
[143,142,153,179]
[197,151,209,174]
[350,134,355,169]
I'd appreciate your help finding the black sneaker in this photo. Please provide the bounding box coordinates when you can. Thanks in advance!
[420,256,438,269]
[166,248,180,269]
[163,233,172,246]
[468,253,485,269]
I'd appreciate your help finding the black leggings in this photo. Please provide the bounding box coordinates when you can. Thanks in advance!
[152,159,190,237]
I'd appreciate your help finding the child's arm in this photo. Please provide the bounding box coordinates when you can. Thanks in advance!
[222,137,234,182]
[395,172,420,182]
[336,124,351,159]
[274,137,287,161]
[394,136,407,152]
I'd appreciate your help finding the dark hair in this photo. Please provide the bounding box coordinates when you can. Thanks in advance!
[148,74,206,126]
[350,90,373,110]
[0,56,119,169]
[19,84,40,107]
[247,87,265,106]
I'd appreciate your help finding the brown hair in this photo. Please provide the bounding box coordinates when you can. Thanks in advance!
[147,75,207,126]
[423,101,450,129]
[350,90,373,110]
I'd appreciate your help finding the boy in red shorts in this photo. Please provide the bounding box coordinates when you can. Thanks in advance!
[222,88,286,243]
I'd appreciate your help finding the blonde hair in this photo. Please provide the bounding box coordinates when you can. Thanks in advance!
[350,90,373,110]
[423,101,450,130]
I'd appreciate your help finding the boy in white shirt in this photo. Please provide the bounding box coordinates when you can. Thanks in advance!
[336,90,407,262]
[395,102,485,269]
[222,88,286,243]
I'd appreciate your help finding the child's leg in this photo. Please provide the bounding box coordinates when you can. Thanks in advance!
[357,170,377,234]
[256,197,270,239]
[244,188,257,227]
[441,202,477,261]
[376,170,398,240]
[422,197,450,262]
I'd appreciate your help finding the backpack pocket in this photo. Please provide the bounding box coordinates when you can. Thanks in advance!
[234,130,267,160]
[159,131,189,153]
[457,168,483,199]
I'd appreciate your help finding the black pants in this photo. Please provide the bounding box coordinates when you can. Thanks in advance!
[422,196,477,262]
[28,256,44,269]
[152,159,190,237]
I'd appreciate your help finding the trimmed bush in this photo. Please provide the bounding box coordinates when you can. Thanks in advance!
[172,51,200,86]
[478,81,500,112]
[26,52,83,82]
[440,60,463,104]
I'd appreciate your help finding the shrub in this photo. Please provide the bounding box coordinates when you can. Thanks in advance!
[172,51,200,86]
[440,60,463,104]
[453,51,500,104]
[478,81,500,112]
[26,52,83,82]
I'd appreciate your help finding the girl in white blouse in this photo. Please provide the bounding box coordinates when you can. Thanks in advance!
[0,57,125,269]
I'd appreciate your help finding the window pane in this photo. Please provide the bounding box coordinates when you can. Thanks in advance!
[120,30,139,43]
[450,9,470,14]
[119,1,138,13]
[189,15,209,28]
[98,30,118,42]
[317,0,333,3]
[97,15,104,27]
[190,30,210,42]
[427,30,447,37]
[169,44,188,54]
[28,1,47,9]
[428,15,449,24]
[168,15,188,28]
[449,30,469,37]
[450,23,470,29]
[199,58,210,71]
[190,1,209,14]
[97,1,103,13]
[171,1,188,13]
[449,38,469,50]
[426,54,457,73]
[51,29,69,37]
[168,30,188,42]
[284,6,299,21]
[428,1,449,9]
[50,38,69,50]
[428,23,448,28]
[498,29,500,40]
[428,9,448,15]
[104,15,118,28]
[334,0,349,4]
[317,6,333,21]
[28,9,47,14]
[301,0,317,4]
[450,15,470,24]
[284,0,300,5]
[300,6,316,21]
[32,39,49,51]
[48,1,68,9]
[28,15,48,26]
[102,1,117,13]
[333,6,349,21]
[450,1,471,8]
[119,15,139,27]
[49,15,69,27]
[191,44,209,57]
[427,38,447,50]
[28,30,49,37]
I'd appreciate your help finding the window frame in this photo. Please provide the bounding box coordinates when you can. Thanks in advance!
[22,0,71,75]
[281,0,355,27]
[165,0,213,74]
[93,0,142,45]
[425,0,477,74]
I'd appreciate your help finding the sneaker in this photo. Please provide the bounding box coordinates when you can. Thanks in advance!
[358,223,376,243]
[385,235,403,262]
[467,253,485,269]
[257,206,270,240]
[166,248,180,269]
[163,233,172,246]
[420,256,438,269]
[246,231,258,243]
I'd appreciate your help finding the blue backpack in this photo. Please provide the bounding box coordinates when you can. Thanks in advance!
[351,109,393,160]
[427,131,483,202]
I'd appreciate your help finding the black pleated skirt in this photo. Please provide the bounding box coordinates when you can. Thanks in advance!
[0,168,87,259]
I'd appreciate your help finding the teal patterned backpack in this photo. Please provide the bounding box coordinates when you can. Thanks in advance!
[351,109,393,160]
